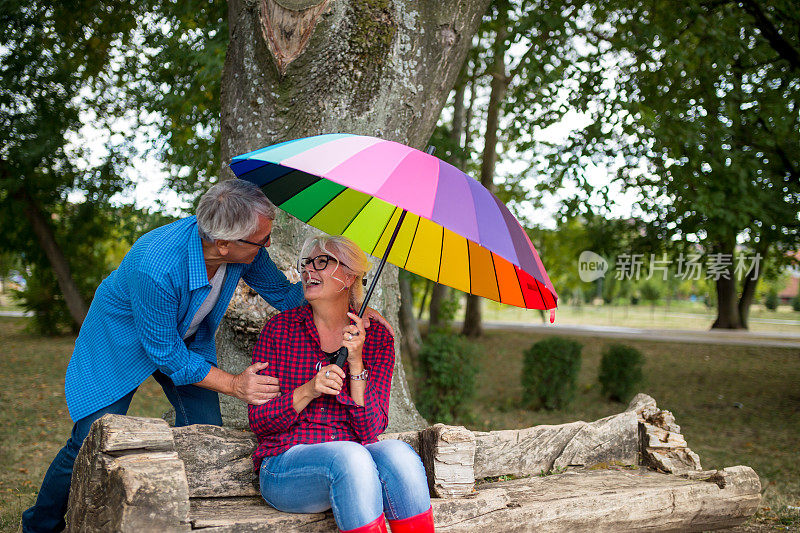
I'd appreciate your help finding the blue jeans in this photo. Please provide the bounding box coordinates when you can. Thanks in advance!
[21,370,222,533]
[259,440,431,531]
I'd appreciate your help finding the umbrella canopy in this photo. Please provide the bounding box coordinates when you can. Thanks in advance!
[230,134,558,312]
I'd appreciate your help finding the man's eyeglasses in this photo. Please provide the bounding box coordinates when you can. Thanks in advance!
[238,233,271,248]
[299,254,347,272]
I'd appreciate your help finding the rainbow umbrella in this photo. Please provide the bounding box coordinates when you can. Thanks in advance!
[230,133,558,319]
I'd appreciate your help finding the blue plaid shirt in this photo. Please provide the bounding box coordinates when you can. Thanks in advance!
[65,216,305,422]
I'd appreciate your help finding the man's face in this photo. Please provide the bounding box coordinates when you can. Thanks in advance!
[225,215,273,264]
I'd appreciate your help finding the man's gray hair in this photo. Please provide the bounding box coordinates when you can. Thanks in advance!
[196,179,276,241]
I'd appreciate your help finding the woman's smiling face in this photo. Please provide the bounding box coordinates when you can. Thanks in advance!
[300,249,353,303]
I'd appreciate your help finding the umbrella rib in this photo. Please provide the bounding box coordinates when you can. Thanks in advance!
[340,196,372,237]
[488,253,503,306]
[509,264,526,308]
[532,269,552,309]
[303,184,348,222]
[402,216,422,269]
[435,227,445,284]
[369,206,400,257]
[465,239,472,294]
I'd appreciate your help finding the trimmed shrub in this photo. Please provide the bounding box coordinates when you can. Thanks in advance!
[793,296,800,312]
[765,289,779,311]
[521,336,582,410]
[415,332,478,424]
[599,343,644,402]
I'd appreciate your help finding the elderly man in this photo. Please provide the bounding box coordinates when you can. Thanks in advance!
[21,179,390,532]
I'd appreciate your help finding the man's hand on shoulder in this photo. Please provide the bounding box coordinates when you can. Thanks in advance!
[362,306,395,338]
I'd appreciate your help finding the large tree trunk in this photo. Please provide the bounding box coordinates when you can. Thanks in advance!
[462,12,508,338]
[18,190,88,328]
[398,272,421,369]
[428,283,449,330]
[713,278,743,329]
[737,248,765,330]
[711,241,744,329]
[217,0,487,431]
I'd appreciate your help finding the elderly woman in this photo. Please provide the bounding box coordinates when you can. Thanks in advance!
[249,235,434,533]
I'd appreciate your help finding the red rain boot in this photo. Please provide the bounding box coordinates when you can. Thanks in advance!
[340,514,388,533]
[388,507,435,532]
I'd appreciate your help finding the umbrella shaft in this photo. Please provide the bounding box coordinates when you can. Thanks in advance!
[358,209,408,317]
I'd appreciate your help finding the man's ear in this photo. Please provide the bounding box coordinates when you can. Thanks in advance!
[216,240,230,256]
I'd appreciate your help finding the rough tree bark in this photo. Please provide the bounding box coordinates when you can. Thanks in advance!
[711,240,744,329]
[217,0,489,431]
[463,10,508,338]
[737,246,765,330]
[398,272,421,369]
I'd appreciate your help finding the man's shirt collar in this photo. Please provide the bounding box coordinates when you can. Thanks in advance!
[188,217,209,291]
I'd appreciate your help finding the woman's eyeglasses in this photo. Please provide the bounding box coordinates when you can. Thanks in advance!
[299,254,368,286]
[299,254,346,271]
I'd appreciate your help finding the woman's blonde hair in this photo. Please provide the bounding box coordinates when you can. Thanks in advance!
[299,235,372,309]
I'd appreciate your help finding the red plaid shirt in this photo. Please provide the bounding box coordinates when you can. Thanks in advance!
[249,304,394,471]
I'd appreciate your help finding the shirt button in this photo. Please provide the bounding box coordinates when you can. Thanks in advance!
[330,435,335,440]
[320,407,325,412]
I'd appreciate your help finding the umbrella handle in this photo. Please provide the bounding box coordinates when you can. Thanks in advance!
[332,346,349,368]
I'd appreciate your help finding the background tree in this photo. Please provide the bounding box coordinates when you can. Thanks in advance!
[121,0,228,199]
[398,270,422,368]
[0,0,141,331]
[544,0,800,329]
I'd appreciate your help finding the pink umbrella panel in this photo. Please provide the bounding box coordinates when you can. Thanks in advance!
[230,134,558,311]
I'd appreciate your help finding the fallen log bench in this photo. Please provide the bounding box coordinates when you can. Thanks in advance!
[65,394,761,532]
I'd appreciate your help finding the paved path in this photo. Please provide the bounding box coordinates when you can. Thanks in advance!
[476,321,800,349]
[5,310,799,349]
[0,310,32,317]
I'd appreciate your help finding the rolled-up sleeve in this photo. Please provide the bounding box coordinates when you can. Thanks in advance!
[243,249,305,312]
[336,329,394,442]
[129,270,212,386]
[248,319,299,437]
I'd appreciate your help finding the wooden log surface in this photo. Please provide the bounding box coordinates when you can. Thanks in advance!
[631,394,702,473]
[438,466,761,532]
[185,466,760,532]
[420,424,476,497]
[473,410,639,479]
[66,398,761,532]
[96,414,174,453]
[554,410,639,469]
[378,430,421,454]
[190,497,335,532]
[82,395,698,503]
[173,424,260,498]
[104,451,191,532]
[66,414,184,531]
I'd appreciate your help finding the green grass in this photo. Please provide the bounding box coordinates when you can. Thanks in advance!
[0,317,169,531]
[2,316,798,530]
